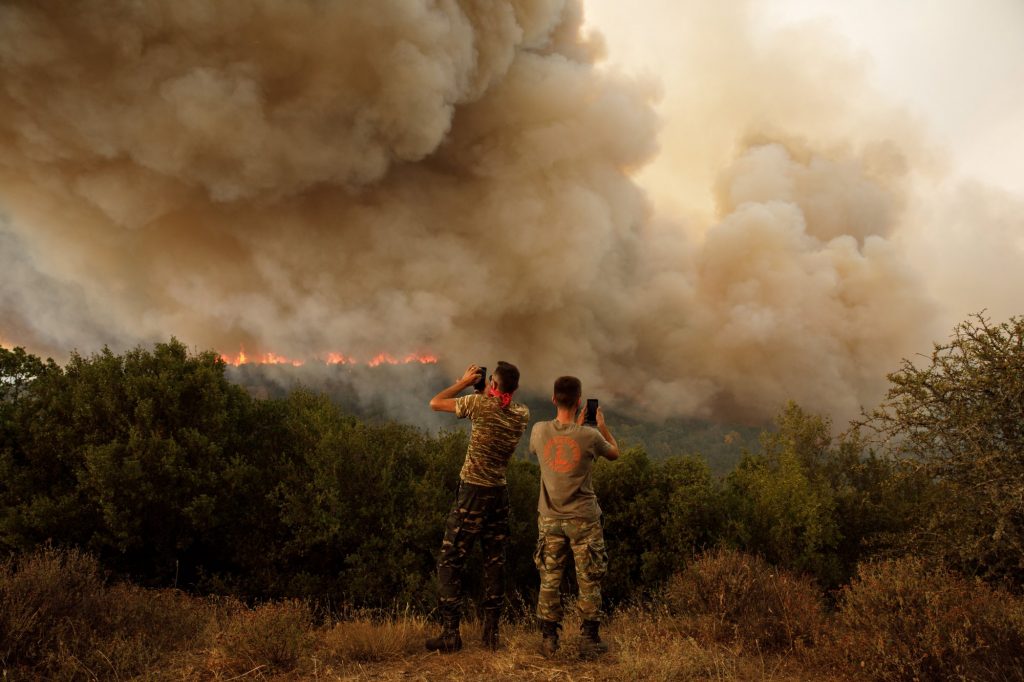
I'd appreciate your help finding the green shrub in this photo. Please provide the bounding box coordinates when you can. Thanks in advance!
[663,547,824,653]
[829,557,1024,681]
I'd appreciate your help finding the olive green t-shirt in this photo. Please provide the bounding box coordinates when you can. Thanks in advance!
[454,393,530,487]
[529,420,615,521]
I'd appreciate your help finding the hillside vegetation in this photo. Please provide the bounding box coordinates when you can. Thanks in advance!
[1,313,1023,679]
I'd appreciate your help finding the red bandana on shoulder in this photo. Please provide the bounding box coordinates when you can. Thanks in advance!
[487,385,513,408]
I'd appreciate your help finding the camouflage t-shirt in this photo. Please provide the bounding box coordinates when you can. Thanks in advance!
[454,393,530,487]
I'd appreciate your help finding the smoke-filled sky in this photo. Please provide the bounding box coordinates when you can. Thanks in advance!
[1,0,1021,424]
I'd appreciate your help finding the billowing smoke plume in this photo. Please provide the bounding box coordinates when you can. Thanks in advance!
[3,0,1002,424]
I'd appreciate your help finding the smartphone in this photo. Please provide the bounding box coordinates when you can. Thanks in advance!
[584,398,599,426]
[474,366,487,392]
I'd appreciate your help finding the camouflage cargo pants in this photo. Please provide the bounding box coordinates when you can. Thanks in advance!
[436,482,510,620]
[534,516,608,623]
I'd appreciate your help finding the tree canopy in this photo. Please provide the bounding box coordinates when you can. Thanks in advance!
[865,313,1024,584]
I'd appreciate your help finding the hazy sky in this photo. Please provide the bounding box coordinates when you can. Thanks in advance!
[585,0,1024,195]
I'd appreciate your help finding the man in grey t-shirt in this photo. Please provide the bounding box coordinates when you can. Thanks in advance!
[529,376,619,657]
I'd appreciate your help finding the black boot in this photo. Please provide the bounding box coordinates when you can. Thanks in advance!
[539,619,561,657]
[425,616,462,653]
[580,619,608,655]
[481,609,501,651]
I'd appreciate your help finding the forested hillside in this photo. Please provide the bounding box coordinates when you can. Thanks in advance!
[2,314,1023,679]
[4,314,1023,601]
[224,363,763,475]
[0,340,894,603]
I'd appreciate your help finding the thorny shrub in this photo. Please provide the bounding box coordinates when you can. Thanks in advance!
[828,556,1024,681]
[663,547,824,653]
[0,547,207,679]
[216,598,314,675]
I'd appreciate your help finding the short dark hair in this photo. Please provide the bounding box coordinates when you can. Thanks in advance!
[553,376,581,409]
[493,360,520,393]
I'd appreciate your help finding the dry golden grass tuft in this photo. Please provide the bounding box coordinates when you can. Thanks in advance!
[319,609,430,662]
[213,598,314,676]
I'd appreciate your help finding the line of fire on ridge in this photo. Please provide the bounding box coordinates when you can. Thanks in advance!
[217,349,439,368]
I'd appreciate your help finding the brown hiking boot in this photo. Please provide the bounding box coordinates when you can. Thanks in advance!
[481,609,500,651]
[425,617,462,653]
[539,619,561,657]
[580,620,608,655]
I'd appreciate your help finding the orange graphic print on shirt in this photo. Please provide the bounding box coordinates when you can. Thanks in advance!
[543,435,582,473]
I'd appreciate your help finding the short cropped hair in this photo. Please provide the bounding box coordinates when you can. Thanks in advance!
[553,376,582,409]
[493,360,520,393]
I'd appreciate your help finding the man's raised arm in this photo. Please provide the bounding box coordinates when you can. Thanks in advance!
[578,405,620,460]
[429,364,484,413]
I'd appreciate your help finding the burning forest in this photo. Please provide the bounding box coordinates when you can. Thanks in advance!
[1,0,1021,426]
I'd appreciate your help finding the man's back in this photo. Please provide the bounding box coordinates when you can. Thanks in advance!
[530,420,614,520]
[456,393,530,487]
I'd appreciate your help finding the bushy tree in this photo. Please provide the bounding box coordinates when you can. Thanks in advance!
[720,402,918,587]
[722,403,843,585]
[269,388,469,604]
[865,313,1024,585]
[0,340,254,585]
[594,448,722,602]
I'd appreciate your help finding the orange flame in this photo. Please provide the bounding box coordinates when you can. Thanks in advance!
[260,352,304,367]
[325,352,356,365]
[218,347,302,367]
[368,352,398,367]
[219,347,438,367]
[403,352,438,364]
[218,347,249,366]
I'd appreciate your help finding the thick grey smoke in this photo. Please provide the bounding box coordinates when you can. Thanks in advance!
[0,0,980,424]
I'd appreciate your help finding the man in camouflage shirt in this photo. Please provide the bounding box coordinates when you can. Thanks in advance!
[425,361,530,653]
[529,376,619,657]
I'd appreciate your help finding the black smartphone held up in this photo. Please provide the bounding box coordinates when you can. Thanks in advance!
[474,366,487,392]
[584,398,599,426]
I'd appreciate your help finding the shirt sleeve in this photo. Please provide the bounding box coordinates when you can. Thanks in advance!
[532,421,548,458]
[454,394,478,419]
[591,429,615,460]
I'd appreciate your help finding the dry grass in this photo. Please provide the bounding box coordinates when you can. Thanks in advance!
[213,599,314,676]
[5,547,1023,680]
[318,609,430,662]
[0,546,210,680]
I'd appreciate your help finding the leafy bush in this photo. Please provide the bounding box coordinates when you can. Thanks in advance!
[828,557,1024,681]
[594,449,722,603]
[865,313,1024,586]
[721,404,843,587]
[663,548,824,653]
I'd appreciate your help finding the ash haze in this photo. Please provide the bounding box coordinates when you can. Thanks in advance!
[0,0,1019,425]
